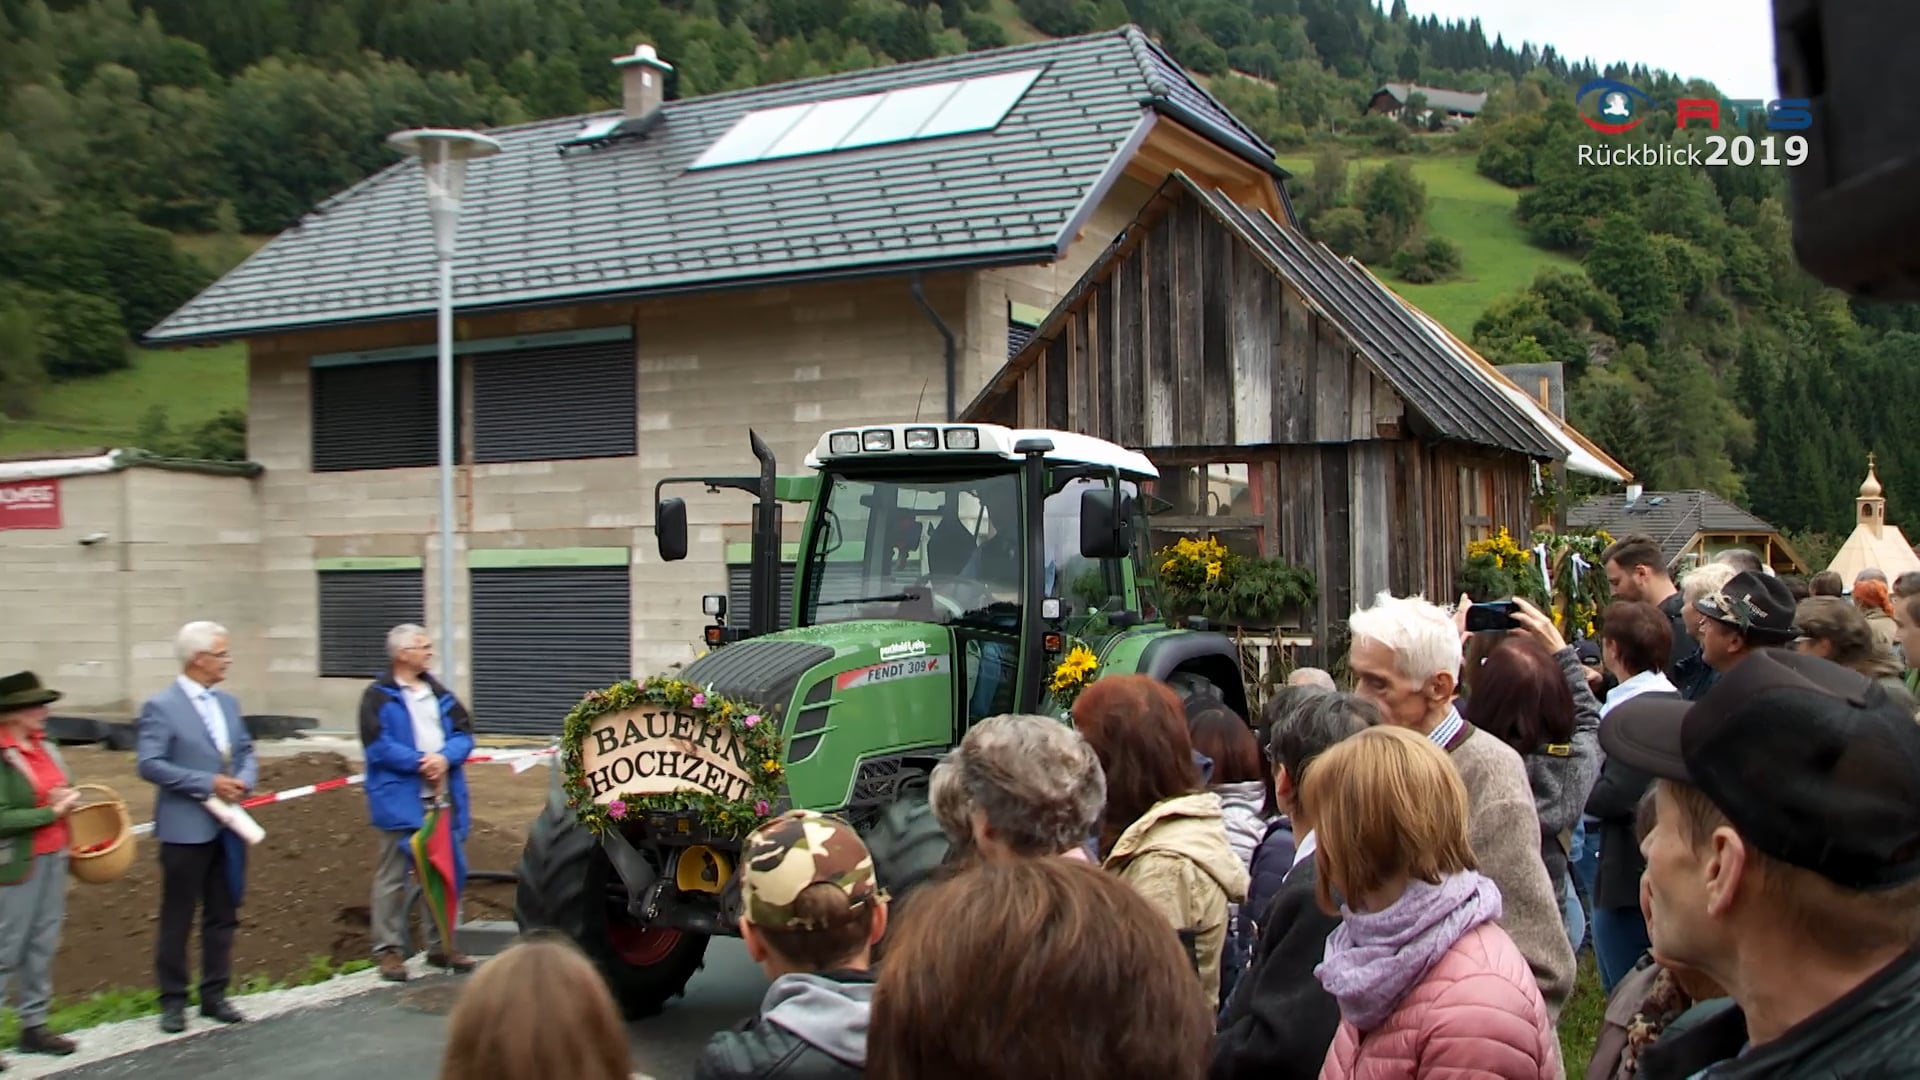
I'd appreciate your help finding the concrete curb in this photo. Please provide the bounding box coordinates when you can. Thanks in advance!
[6,956,468,1079]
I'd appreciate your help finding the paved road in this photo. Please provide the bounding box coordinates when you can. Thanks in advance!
[52,940,768,1080]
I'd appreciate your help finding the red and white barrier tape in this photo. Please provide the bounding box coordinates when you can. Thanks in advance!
[122,747,557,839]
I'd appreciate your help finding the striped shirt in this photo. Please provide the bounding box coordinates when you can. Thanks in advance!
[1428,704,1465,749]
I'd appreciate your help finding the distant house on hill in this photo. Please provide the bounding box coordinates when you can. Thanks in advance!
[1568,488,1807,575]
[1368,83,1489,125]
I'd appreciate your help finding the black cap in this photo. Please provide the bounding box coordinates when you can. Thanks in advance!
[1693,570,1797,642]
[1601,649,1920,890]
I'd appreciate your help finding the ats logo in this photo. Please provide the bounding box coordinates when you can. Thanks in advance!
[1577,78,1812,134]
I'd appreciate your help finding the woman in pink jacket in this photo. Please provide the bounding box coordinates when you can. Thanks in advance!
[1304,726,1560,1080]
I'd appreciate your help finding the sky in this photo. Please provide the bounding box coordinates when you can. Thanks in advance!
[1400,0,1781,100]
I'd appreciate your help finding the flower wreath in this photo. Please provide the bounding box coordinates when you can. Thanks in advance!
[560,674,786,840]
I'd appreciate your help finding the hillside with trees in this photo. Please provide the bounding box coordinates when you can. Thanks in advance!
[0,0,1909,549]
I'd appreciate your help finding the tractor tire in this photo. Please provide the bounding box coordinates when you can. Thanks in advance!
[513,789,709,1019]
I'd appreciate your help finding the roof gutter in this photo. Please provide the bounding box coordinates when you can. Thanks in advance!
[1143,97,1290,179]
[141,244,1063,350]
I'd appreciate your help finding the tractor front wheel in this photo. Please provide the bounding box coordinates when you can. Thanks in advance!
[513,787,709,1018]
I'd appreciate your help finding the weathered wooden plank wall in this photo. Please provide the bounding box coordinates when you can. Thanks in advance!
[967,193,1538,664]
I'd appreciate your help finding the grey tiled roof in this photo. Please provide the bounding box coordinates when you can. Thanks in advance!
[147,27,1275,345]
[1191,183,1561,459]
[1373,83,1490,116]
[1568,491,1784,565]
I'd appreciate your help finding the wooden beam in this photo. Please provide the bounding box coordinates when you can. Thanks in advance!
[1126,118,1289,224]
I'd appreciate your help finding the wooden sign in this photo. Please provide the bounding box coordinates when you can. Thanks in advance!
[577,707,757,806]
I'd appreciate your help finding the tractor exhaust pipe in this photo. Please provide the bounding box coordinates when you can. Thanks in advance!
[748,430,781,638]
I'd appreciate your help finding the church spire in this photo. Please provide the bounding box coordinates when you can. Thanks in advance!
[1859,452,1886,535]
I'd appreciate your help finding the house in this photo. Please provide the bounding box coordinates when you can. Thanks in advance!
[1367,83,1489,124]
[959,172,1625,658]
[95,28,1294,734]
[1568,488,1808,575]
[1827,455,1920,584]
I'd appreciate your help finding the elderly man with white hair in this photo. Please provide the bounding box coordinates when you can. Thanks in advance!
[1345,592,1577,1017]
[136,620,257,1034]
[359,624,477,982]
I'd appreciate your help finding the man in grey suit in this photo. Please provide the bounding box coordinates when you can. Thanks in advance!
[136,620,257,1034]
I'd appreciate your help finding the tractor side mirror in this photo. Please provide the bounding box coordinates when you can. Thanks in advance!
[657,497,689,562]
[1079,487,1132,560]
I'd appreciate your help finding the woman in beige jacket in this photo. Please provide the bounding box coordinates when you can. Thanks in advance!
[1073,675,1250,1011]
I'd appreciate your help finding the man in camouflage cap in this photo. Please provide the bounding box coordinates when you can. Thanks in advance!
[697,809,889,1080]
[739,808,885,932]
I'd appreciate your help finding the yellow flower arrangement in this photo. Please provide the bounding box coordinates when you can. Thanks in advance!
[1048,644,1100,710]
[1466,526,1530,571]
[1159,536,1231,586]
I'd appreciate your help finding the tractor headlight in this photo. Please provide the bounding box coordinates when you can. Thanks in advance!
[829,432,860,455]
[944,427,979,450]
[904,427,939,450]
[862,429,894,452]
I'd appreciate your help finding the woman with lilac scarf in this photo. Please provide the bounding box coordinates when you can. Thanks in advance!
[1305,726,1560,1080]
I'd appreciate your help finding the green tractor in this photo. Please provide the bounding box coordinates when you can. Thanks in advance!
[512,422,1250,1016]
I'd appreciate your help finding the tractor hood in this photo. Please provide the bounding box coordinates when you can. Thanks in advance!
[677,621,962,811]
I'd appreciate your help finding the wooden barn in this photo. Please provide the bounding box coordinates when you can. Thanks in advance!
[961,172,1623,652]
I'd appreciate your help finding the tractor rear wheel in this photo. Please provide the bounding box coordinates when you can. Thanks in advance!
[513,787,709,1018]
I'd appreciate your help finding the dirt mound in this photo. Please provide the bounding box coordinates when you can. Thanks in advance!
[54,750,537,999]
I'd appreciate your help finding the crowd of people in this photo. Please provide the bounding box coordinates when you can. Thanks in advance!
[7,538,1920,1079]
[433,535,1920,1080]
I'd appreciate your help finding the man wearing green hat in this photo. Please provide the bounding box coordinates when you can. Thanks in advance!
[0,671,82,1062]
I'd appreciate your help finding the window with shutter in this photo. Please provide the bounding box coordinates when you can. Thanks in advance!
[311,360,460,473]
[317,570,425,678]
[472,340,637,463]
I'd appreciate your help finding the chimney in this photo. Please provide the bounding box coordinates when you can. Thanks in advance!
[1625,483,1643,508]
[614,44,673,121]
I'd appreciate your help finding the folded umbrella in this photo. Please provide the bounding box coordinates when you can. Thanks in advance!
[408,782,464,952]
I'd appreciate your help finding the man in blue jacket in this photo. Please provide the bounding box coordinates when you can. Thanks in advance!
[359,624,475,982]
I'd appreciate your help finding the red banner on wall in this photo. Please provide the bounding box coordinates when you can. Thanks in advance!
[0,479,61,530]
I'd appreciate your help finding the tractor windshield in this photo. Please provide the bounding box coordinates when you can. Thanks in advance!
[800,470,1027,631]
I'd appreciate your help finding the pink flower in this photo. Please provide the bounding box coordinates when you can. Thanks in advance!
[608,800,627,819]
[755,800,771,815]
[744,714,760,728]
[691,692,707,708]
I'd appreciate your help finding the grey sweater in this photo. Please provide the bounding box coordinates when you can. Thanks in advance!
[1521,648,1603,898]
[1448,725,1579,1020]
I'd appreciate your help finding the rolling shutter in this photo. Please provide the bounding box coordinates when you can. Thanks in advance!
[472,340,636,463]
[469,565,631,736]
[312,360,460,472]
[317,570,425,678]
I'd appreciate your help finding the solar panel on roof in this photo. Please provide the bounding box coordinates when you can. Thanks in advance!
[690,103,811,168]
[763,92,887,159]
[687,67,1044,171]
[838,82,963,149]
[917,69,1043,140]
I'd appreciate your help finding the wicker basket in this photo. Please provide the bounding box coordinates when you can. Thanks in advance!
[67,784,135,885]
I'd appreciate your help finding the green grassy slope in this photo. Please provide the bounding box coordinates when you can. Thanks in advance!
[0,232,264,460]
[0,343,247,457]
[1277,152,1579,338]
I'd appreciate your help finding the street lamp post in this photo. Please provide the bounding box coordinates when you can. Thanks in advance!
[385,128,503,688]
